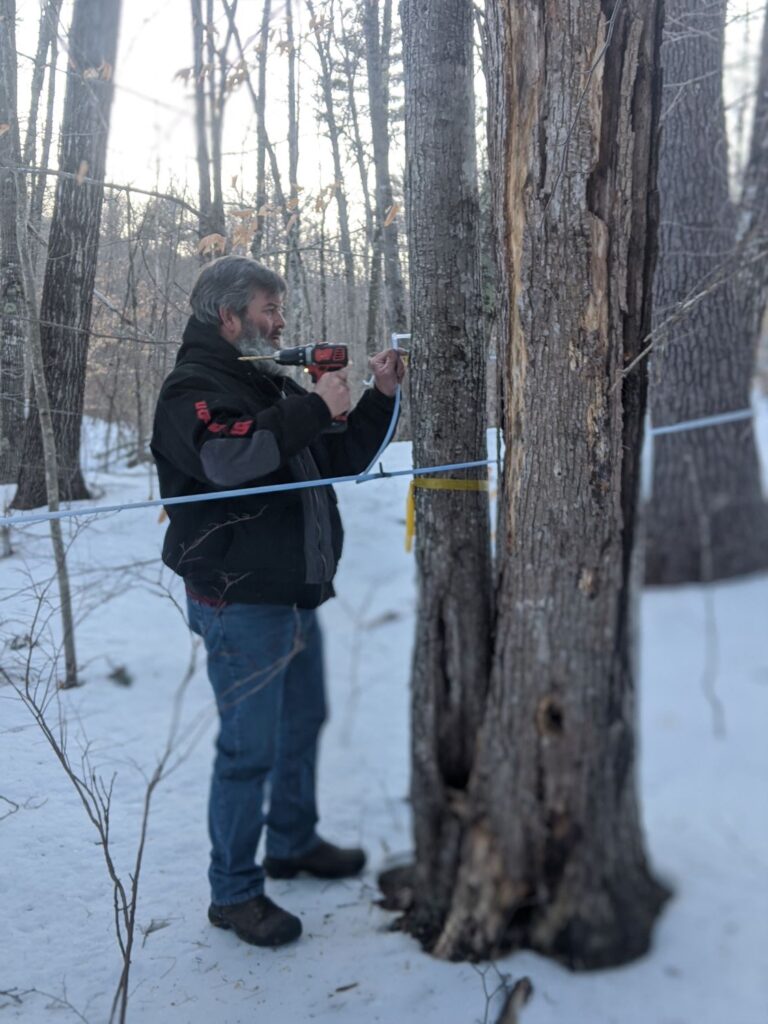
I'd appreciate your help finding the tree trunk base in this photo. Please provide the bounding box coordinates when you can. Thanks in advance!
[378,859,672,971]
[11,467,91,511]
[645,499,768,584]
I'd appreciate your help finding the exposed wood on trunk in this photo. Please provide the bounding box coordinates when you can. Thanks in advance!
[645,0,768,583]
[12,0,122,509]
[401,0,492,947]
[396,0,670,968]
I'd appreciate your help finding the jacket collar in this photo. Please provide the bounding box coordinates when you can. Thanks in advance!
[176,316,285,393]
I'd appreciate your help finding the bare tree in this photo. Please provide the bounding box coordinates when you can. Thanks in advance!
[307,0,357,339]
[23,0,64,262]
[251,0,271,258]
[191,0,230,250]
[399,0,492,950]
[645,1,768,583]
[363,0,407,345]
[391,0,670,967]
[0,0,78,685]
[12,0,123,509]
[0,1,25,482]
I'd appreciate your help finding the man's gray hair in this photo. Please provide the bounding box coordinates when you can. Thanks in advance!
[189,255,286,325]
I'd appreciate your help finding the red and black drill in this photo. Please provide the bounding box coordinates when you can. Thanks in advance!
[240,343,349,433]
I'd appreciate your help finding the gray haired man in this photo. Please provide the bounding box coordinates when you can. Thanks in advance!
[151,256,405,947]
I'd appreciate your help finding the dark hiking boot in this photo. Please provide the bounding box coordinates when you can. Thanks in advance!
[264,839,367,880]
[208,894,302,947]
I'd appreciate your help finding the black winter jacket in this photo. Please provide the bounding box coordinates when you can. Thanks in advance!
[151,317,395,607]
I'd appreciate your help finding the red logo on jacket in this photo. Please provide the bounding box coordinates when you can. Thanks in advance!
[194,400,253,437]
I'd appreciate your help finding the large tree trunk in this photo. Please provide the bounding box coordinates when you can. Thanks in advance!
[645,0,768,583]
[399,0,670,968]
[401,0,493,946]
[12,0,122,509]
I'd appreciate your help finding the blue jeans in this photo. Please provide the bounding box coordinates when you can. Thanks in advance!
[187,598,327,906]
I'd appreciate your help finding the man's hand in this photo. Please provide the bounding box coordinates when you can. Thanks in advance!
[369,349,406,398]
[315,368,351,419]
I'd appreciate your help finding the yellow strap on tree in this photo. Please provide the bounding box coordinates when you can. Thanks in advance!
[405,476,490,552]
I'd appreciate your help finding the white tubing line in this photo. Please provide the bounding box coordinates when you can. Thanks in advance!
[650,408,754,437]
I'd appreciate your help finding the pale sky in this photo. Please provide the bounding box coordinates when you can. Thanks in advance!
[13,0,766,210]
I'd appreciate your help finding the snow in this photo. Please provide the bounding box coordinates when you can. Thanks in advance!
[1,414,767,1024]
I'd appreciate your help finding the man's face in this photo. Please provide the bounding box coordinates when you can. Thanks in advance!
[234,289,286,357]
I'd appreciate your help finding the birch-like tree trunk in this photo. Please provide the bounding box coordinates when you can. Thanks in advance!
[645,0,768,583]
[12,0,122,509]
[401,0,492,946]
[395,0,670,968]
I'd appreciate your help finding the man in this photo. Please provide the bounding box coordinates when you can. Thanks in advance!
[151,255,404,948]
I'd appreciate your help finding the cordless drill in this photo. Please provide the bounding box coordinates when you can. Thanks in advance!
[239,343,349,433]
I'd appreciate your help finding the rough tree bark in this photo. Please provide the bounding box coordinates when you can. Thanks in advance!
[400,0,493,946]
[396,0,671,968]
[645,0,768,583]
[12,0,122,509]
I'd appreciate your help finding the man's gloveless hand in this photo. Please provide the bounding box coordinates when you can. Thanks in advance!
[369,349,406,397]
[315,368,351,419]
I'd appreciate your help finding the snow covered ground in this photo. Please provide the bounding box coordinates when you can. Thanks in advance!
[1,412,767,1024]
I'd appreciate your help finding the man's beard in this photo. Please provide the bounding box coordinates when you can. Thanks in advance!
[234,323,285,372]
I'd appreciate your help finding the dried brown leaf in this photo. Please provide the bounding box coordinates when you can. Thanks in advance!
[0,123,10,137]
[75,160,89,185]
[383,203,400,228]
[197,232,227,255]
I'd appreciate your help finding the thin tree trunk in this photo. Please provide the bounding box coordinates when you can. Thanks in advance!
[251,0,271,257]
[645,0,768,583]
[30,2,62,263]
[284,0,304,341]
[12,0,122,510]
[401,0,492,946]
[0,0,77,685]
[0,2,25,482]
[191,0,225,246]
[364,0,407,336]
[400,0,670,967]
[307,0,357,337]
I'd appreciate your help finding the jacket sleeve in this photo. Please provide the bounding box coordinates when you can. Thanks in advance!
[322,386,398,477]
[153,376,332,488]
